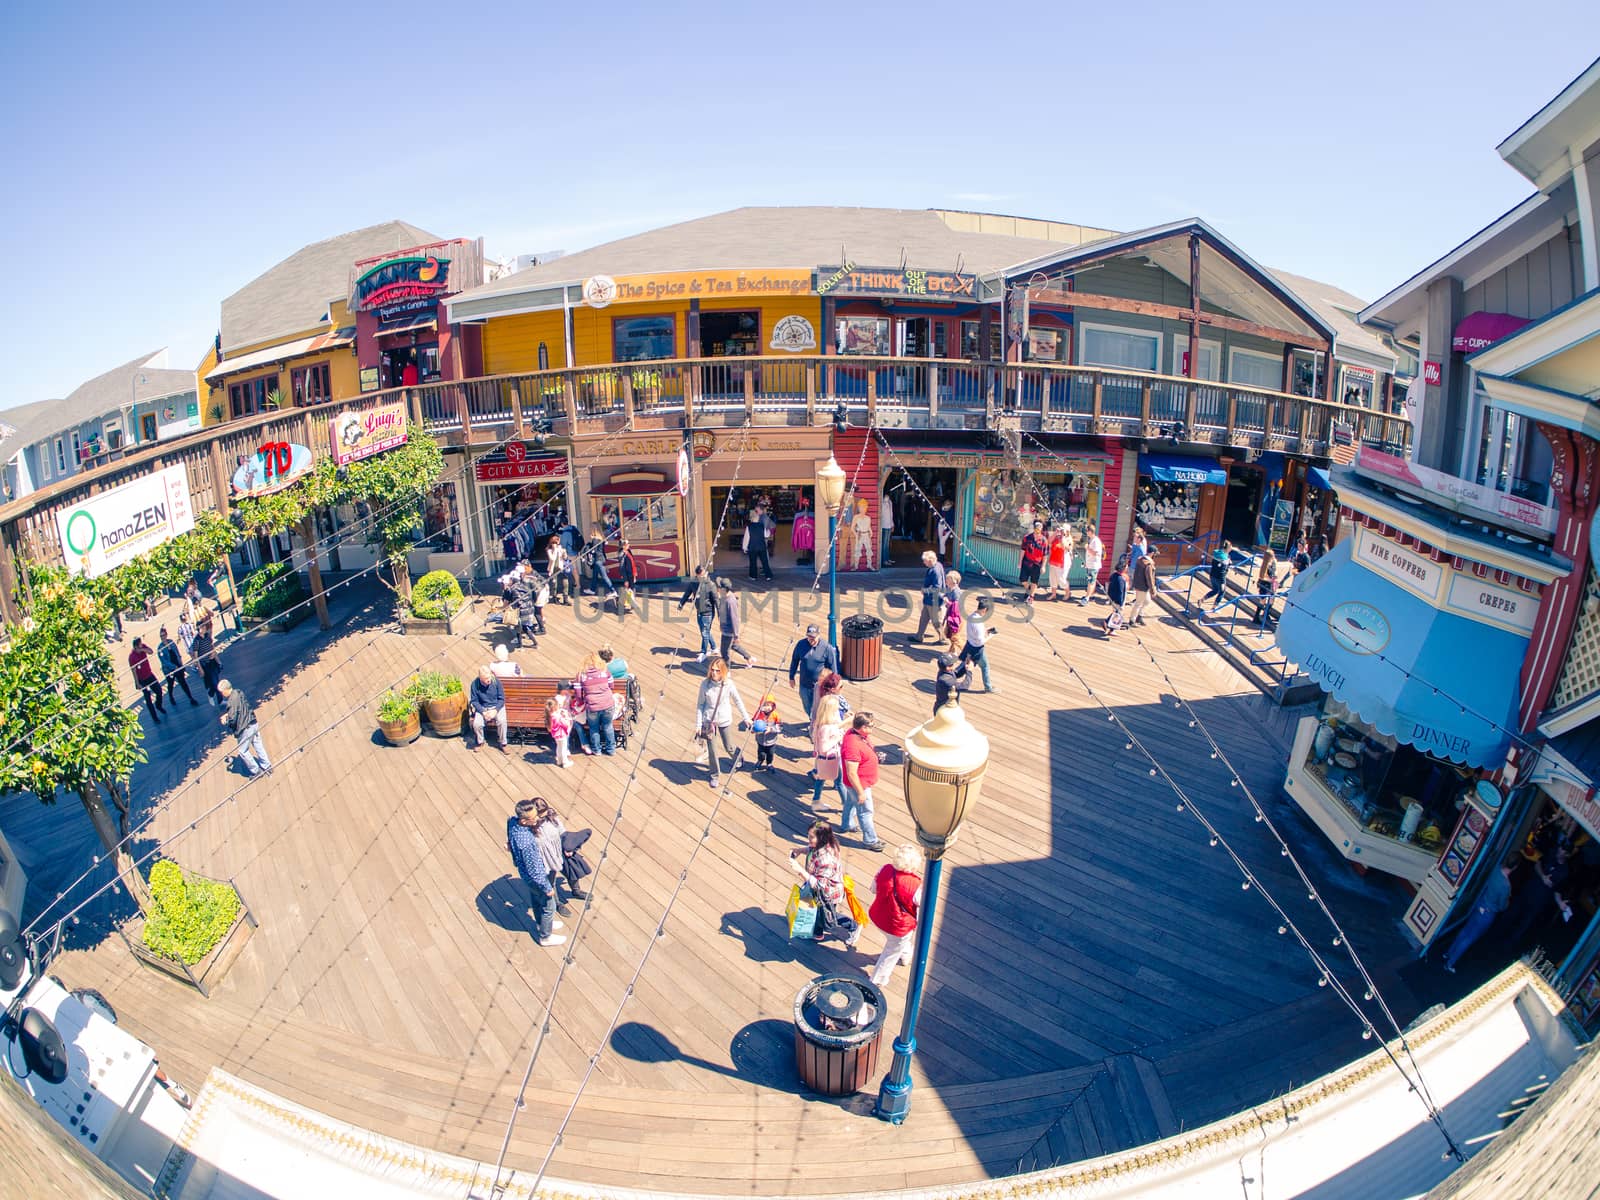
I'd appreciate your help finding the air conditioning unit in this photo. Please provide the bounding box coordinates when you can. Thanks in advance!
[513,250,566,272]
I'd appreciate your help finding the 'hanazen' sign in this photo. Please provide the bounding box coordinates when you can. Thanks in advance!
[55,465,195,579]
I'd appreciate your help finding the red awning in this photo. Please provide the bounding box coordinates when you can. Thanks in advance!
[588,478,675,497]
[1452,311,1532,354]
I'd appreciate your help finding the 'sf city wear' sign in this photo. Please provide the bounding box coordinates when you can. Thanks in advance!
[814,263,977,299]
[56,465,195,578]
[330,403,409,465]
[474,453,568,483]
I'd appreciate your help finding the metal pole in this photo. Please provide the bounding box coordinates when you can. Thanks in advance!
[875,852,943,1124]
[828,511,840,651]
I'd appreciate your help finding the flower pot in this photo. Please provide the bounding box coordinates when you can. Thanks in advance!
[423,692,465,736]
[120,875,257,999]
[380,708,422,745]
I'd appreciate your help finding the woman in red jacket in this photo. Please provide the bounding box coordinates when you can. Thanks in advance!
[867,844,924,987]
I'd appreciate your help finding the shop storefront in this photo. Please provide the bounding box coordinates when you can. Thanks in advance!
[695,426,837,574]
[473,443,573,574]
[589,466,686,581]
[1278,526,1541,885]
[352,238,486,391]
[1133,452,1228,570]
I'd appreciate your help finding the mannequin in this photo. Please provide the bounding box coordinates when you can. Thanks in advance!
[850,497,875,569]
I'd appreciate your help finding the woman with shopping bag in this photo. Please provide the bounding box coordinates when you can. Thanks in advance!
[789,820,860,948]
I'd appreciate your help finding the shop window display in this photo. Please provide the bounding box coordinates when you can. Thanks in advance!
[837,317,891,356]
[613,315,676,362]
[1026,327,1067,363]
[1133,478,1200,539]
[590,492,680,546]
[972,468,1101,545]
[421,481,460,552]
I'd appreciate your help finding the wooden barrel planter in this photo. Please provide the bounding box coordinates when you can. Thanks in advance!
[793,975,887,1095]
[379,707,422,745]
[423,693,466,736]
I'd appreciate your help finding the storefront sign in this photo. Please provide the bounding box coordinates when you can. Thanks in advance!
[1354,527,1444,601]
[330,403,408,465]
[1355,447,1557,535]
[583,270,811,309]
[677,449,690,496]
[1423,360,1442,386]
[1444,573,1539,635]
[232,441,313,497]
[894,448,1111,471]
[474,453,568,483]
[769,315,816,352]
[359,367,380,393]
[156,399,201,440]
[353,253,451,313]
[56,465,195,578]
[814,264,978,300]
[1542,774,1600,843]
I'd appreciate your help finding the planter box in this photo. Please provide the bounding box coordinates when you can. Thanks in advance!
[380,709,423,745]
[120,876,258,999]
[400,614,458,636]
[239,605,309,634]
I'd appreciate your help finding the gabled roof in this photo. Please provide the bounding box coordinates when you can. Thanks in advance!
[1271,269,1395,369]
[1497,56,1600,190]
[220,220,440,353]
[0,351,194,461]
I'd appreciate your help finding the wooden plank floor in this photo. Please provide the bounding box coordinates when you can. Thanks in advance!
[0,571,1425,1193]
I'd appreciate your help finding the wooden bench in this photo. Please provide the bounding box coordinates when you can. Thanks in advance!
[497,675,636,745]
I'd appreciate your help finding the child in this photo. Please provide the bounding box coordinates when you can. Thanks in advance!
[569,686,592,756]
[532,570,550,635]
[490,565,518,624]
[752,692,782,770]
[546,691,574,768]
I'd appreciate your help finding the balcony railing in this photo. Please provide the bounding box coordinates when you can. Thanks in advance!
[389,355,1412,457]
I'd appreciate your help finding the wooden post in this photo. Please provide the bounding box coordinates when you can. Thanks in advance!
[208,439,231,517]
[1091,372,1104,429]
[928,363,941,428]
[511,381,525,438]
[459,381,474,443]
[1226,389,1238,446]
[742,360,756,421]
[866,364,878,424]
[805,361,817,424]
[621,372,637,425]
[563,372,580,427]
[1140,378,1153,430]
[299,515,331,630]
[684,362,697,425]
[1186,233,1201,436]
[0,531,20,626]
[406,386,423,428]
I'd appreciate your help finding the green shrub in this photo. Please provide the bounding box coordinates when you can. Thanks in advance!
[410,670,463,701]
[141,859,242,965]
[239,561,306,620]
[409,569,464,620]
[377,690,417,722]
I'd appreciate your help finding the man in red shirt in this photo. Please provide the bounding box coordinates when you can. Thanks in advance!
[840,713,885,852]
[128,637,167,725]
[1018,520,1047,603]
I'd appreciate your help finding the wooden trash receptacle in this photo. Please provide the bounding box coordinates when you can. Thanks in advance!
[839,616,884,682]
[793,976,887,1095]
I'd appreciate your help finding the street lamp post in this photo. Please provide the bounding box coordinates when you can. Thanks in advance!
[875,700,990,1124]
[816,455,847,651]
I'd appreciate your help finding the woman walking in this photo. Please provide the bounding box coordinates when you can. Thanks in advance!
[809,672,847,809]
[789,820,860,947]
[192,607,221,705]
[694,656,750,789]
[546,536,572,605]
[1045,525,1073,602]
[915,550,946,643]
[867,844,923,986]
[1256,550,1281,630]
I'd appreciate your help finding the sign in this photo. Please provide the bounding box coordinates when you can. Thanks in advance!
[330,403,408,465]
[769,315,816,352]
[689,430,716,461]
[815,264,978,300]
[352,252,451,313]
[1445,573,1539,636]
[1268,498,1295,551]
[474,453,568,483]
[1353,526,1445,601]
[56,465,195,578]
[1354,447,1557,536]
[583,270,811,309]
[1423,360,1442,387]
[232,442,314,498]
[359,367,380,393]
[506,441,527,462]
[1452,311,1532,353]
[156,399,201,440]
[677,448,690,496]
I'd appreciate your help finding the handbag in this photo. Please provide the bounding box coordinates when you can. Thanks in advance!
[786,883,819,939]
[815,754,841,782]
[843,876,868,926]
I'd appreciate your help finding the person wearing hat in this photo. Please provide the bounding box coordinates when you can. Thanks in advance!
[787,624,839,720]
[933,653,968,714]
[716,577,755,667]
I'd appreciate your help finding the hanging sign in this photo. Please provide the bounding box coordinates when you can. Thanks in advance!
[352,253,451,313]
[1423,360,1442,386]
[815,264,978,300]
[330,402,408,465]
[56,465,195,578]
[474,453,568,482]
[232,441,314,497]
[677,448,690,496]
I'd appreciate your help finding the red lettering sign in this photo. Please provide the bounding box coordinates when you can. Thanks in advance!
[1423,360,1442,387]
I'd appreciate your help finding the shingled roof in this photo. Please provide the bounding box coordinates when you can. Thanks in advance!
[219,220,440,353]
[0,351,194,462]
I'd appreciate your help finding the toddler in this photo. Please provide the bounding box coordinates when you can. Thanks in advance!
[547,689,575,767]
[752,692,782,770]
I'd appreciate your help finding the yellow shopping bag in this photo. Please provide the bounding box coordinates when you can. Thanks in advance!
[843,876,868,927]
[786,883,819,939]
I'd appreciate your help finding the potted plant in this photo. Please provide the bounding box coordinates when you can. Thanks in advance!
[121,859,256,998]
[377,689,422,745]
[400,569,465,635]
[237,561,308,633]
[412,670,466,736]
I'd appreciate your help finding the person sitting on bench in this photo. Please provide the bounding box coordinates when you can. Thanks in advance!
[469,666,509,754]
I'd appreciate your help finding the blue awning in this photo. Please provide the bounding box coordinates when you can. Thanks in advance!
[1308,467,1333,492]
[1276,540,1530,769]
[1138,452,1227,486]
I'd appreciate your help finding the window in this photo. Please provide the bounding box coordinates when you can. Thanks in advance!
[1080,324,1160,372]
[1289,349,1324,397]
[421,481,460,551]
[1229,348,1283,390]
[55,437,67,473]
[933,322,948,358]
[961,320,983,358]
[229,374,273,419]
[613,315,675,362]
[836,316,890,356]
[1135,477,1200,539]
[71,430,82,463]
[40,443,52,480]
[292,362,332,406]
[1338,365,1376,408]
[1178,340,1221,381]
[1027,326,1068,363]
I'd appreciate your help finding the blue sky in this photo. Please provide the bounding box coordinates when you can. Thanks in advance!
[4,1,1594,405]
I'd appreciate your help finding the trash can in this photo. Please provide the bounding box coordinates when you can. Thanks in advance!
[839,615,884,682]
[793,975,887,1095]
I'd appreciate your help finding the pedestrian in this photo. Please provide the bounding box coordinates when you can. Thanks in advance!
[934,653,968,713]
[528,801,577,918]
[490,643,522,679]
[1045,525,1072,602]
[536,797,591,901]
[1502,843,1573,948]
[1081,528,1105,604]
[810,673,848,808]
[583,527,615,599]
[744,507,774,580]
[1126,545,1158,627]
[217,680,271,777]
[694,656,750,789]
[183,580,203,626]
[1256,550,1280,630]
[936,499,955,559]
[879,488,895,566]
[1128,528,1150,570]
[752,690,782,771]
[531,568,550,633]
[128,637,167,724]
[915,550,947,642]
[716,578,755,667]
[545,536,572,605]
[510,564,539,649]
[1311,534,1330,563]
[789,821,860,947]
[1104,561,1129,638]
[1442,860,1514,973]
[787,623,839,721]
[867,844,923,987]
[468,665,510,754]
[1291,536,1312,577]
[545,691,574,768]
[599,643,629,680]
[192,607,221,704]
[576,651,617,755]
[616,537,638,615]
[489,563,518,625]
[156,626,199,707]
[677,564,719,662]
[1202,540,1233,609]
[840,713,886,852]
[507,799,567,948]
[958,596,998,692]
[943,571,965,656]
[1019,520,1047,603]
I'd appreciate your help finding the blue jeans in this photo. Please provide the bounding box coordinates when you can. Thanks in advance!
[587,708,616,755]
[840,783,879,844]
[1443,902,1498,969]
[696,611,716,656]
[235,723,271,775]
[811,770,844,808]
[799,678,817,720]
[527,880,556,943]
[960,643,992,690]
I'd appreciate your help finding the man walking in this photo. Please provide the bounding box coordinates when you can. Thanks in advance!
[156,626,200,707]
[217,680,271,777]
[1442,860,1515,973]
[128,637,167,724]
[469,665,510,753]
[1018,520,1047,604]
[915,550,946,642]
[958,596,998,693]
[510,564,540,649]
[716,578,755,666]
[1126,545,1158,627]
[933,653,968,714]
[677,565,719,662]
[507,799,567,948]
[1080,528,1104,604]
[840,713,886,852]
[787,624,839,720]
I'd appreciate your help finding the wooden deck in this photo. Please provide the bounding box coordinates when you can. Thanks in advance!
[1,573,1427,1194]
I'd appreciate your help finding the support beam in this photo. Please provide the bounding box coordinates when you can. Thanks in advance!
[1026,287,1322,349]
